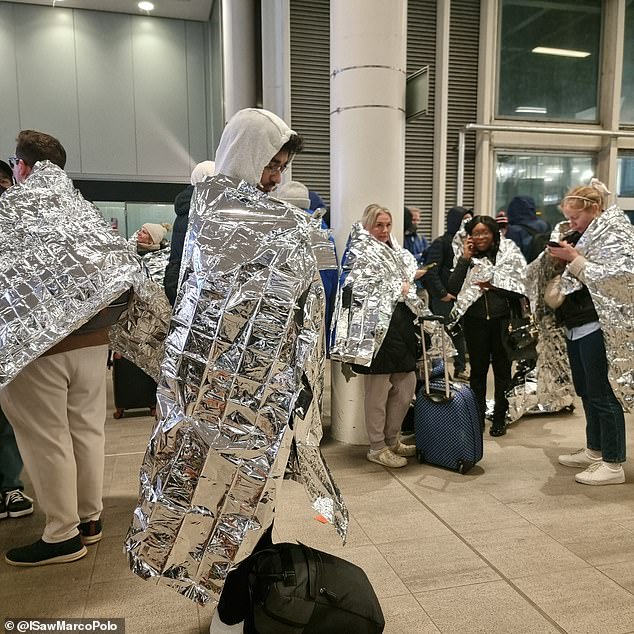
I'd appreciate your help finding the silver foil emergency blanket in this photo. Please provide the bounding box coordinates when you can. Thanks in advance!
[129,231,172,285]
[558,205,634,411]
[125,175,347,606]
[330,223,426,366]
[0,161,140,389]
[449,237,527,327]
[505,235,575,423]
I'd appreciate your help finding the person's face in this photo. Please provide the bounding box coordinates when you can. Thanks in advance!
[410,209,420,224]
[370,212,392,242]
[137,227,152,245]
[470,222,495,252]
[258,149,290,193]
[0,172,12,192]
[562,201,598,233]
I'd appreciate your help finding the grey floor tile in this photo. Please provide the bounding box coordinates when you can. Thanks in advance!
[464,523,589,579]
[514,567,634,634]
[414,580,561,634]
[84,577,200,632]
[380,594,441,634]
[378,535,501,593]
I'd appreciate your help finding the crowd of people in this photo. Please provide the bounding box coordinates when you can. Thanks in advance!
[1,111,633,633]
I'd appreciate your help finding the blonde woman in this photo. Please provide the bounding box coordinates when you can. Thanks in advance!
[335,204,421,468]
[549,181,633,485]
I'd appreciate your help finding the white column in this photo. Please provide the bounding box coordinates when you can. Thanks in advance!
[221,0,258,120]
[330,0,408,444]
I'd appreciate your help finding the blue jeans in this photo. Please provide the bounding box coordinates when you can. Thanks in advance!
[566,329,626,463]
[0,407,24,493]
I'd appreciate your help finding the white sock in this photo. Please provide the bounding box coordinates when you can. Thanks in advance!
[606,462,623,472]
[586,449,601,459]
[209,611,244,634]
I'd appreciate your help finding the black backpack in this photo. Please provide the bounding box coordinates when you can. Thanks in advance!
[518,224,551,263]
[247,542,385,633]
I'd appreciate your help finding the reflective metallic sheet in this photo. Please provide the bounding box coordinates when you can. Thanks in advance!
[330,223,426,366]
[506,243,575,423]
[0,161,140,389]
[449,237,527,327]
[125,175,347,607]
[558,205,634,411]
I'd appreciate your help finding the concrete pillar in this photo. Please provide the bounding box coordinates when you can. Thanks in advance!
[330,0,407,444]
[221,0,258,119]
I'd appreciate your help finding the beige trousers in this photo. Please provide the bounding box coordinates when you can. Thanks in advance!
[0,345,108,543]
[363,372,416,451]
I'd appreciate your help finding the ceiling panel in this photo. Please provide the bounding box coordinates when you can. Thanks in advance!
[6,0,214,22]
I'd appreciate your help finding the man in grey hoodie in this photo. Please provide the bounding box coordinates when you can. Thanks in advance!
[168,109,304,310]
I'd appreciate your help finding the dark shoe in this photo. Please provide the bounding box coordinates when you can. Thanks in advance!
[0,495,7,520]
[79,519,102,545]
[4,489,34,518]
[5,535,87,567]
[489,424,506,437]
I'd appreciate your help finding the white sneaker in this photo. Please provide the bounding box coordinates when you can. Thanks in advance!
[367,447,408,468]
[390,441,417,457]
[575,462,625,486]
[558,448,601,468]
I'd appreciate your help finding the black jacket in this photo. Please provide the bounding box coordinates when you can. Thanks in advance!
[164,185,194,306]
[424,233,454,299]
[556,286,599,329]
[447,255,516,320]
[352,303,418,375]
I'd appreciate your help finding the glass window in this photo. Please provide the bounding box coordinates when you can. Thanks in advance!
[498,0,601,121]
[621,1,634,123]
[495,153,595,228]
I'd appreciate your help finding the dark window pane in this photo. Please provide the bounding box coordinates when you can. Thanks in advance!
[498,0,601,121]
[621,1,634,123]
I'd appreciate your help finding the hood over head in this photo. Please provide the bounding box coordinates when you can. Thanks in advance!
[276,180,310,210]
[507,196,537,224]
[309,190,326,211]
[214,108,295,187]
[446,206,470,235]
[190,160,215,185]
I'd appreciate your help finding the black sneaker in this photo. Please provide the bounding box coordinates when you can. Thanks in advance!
[79,519,102,545]
[0,495,7,520]
[5,535,87,567]
[4,489,34,518]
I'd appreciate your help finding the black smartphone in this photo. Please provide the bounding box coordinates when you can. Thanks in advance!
[546,241,560,248]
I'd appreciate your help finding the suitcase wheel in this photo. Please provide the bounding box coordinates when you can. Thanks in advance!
[113,408,124,419]
[416,449,424,464]
[458,459,475,474]
[563,404,575,413]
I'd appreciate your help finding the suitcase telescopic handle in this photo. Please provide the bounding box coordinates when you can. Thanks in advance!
[417,315,451,401]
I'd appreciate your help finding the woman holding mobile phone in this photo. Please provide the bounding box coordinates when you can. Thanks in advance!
[547,180,633,486]
[447,215,527,436]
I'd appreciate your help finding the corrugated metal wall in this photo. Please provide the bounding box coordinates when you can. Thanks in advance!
[288,0,479,236]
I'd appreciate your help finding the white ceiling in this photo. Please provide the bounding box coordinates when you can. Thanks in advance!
[7,0,214,22]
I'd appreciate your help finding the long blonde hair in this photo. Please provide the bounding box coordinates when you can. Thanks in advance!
[561,178,611,215]
[361,204,391,231]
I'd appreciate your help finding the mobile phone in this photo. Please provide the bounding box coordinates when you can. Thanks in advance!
[546,241,560,248]
[421,262,438,271]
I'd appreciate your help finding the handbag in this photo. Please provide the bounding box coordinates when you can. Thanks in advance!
[503,296,538,361]
[247,542,385,633]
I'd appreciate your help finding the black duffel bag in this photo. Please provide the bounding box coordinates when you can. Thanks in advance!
[247,542,385,634]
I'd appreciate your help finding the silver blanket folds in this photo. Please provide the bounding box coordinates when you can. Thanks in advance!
[330,223,426,366]
[0,161,140,389]
[506,232,575,422]
[449,237,527,327]
[125,175,347,606]
[559,205,634,411]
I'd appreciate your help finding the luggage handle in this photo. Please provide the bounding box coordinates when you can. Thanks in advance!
[417,315,451,401]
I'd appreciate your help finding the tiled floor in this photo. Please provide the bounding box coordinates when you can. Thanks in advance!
[1,368,634,633]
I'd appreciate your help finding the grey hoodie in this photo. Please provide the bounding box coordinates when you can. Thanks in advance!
[214,108,295,186]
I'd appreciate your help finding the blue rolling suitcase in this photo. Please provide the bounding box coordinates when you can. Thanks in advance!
[414,316,483,474]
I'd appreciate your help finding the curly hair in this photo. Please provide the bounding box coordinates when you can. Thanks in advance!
[465,215,501,255]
